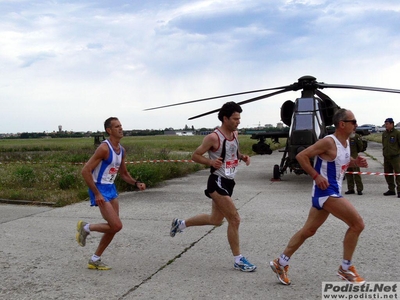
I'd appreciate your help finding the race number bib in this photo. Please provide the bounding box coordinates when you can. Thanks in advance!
[225,159,239,176]
[106,167,119,182]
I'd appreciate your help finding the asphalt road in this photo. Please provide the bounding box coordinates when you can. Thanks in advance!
[1,141,399,300]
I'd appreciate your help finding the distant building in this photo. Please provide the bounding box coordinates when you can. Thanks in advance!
[176,130,195,136]
[164,130,195,136]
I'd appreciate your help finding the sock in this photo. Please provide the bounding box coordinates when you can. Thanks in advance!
[234,254,243,264]
[178,220,186,230]
[279,253,290,267]
[84,223,90,233]
[341,259,351,271]
[91,254,101,262]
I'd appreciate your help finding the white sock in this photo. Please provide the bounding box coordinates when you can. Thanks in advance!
[342,259,351,270]
[91,254,101,262]
[178,220,186,230]
[234,254,243,263]
[279,253,290,266]
[84,223,90,233]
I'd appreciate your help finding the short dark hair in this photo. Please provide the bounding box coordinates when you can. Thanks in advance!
[333,108,348,127]
[104,117,119,131]
[218,102,242,122]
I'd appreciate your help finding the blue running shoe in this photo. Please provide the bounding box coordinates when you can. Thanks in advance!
[170,218,183,237]
[234,256,257,272]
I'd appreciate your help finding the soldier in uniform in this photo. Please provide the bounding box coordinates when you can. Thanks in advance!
[382,118,400,198]
[345,133,364,195]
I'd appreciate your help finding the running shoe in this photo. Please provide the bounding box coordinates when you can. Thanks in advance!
[88,259,111,270]
[234,256,257,272]
[269,258,291,285]
[337,265,365,285]
[76,220,89,247]
[170,218,183,237]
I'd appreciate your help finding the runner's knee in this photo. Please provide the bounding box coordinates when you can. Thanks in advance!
[350,218,364,234]
[228,214,240,227]
[110,222,123,233]
[302,227,318,239]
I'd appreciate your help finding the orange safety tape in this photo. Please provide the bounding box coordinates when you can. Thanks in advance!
[125,160,195,164]
[0,159,196,165]
[345,171,400,176]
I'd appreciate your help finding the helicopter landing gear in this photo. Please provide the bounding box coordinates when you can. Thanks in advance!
[272,164,281,181]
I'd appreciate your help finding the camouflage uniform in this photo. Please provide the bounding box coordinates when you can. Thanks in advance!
[382,126,400,195]
[345,133,364,194]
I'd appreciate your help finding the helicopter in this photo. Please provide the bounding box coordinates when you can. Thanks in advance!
[145,75,400,180]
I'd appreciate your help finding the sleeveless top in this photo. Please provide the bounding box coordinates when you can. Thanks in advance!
[312,134,350,197]
[208,128,239,180]
[92,140,124,185]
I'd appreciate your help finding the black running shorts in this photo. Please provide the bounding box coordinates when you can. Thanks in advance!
[204,174,235,199]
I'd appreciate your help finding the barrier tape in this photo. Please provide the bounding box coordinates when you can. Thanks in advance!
[0,159,196,166]
[345,171,400,176]
[125,159,195,164]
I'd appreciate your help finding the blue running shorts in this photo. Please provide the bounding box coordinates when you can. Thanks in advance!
[312,194,342,210]
[89,183,118,206]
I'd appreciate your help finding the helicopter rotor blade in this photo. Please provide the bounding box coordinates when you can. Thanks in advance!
[237,86,294,106]
[188,87,292,120]
[317,83,400,94]
[143,85,292,111]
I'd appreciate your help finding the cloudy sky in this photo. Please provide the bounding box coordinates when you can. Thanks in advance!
[1,0,399,133]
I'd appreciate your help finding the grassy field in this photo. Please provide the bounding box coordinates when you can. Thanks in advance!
[0,135,282,206]
[1,132,381,207]
[364,133,382,143]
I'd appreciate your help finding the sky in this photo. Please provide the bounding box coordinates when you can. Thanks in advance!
[1,0,400,133]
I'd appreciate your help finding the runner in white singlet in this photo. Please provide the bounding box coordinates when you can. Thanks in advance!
[269,109,368,286]
[169,102,256,272]
[311,134,350,209]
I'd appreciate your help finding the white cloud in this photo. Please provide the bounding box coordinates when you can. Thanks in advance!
[0,0,400,133]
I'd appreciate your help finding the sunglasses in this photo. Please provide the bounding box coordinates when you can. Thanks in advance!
[342,120,357,125]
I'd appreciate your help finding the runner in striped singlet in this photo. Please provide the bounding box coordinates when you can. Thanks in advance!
[270,109,368,285]
[76,117,146,270]
[170,102,256,272]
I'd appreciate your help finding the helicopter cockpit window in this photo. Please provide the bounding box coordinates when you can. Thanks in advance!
[294,113,313,130]
[297,98,314,112]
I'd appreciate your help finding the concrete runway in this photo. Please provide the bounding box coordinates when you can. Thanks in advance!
[1,141,399,299]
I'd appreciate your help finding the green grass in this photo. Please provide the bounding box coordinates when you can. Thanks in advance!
[363,133,382,143]
[0,135,283,206]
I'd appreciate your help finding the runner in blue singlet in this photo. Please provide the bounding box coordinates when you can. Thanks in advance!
[75,117,146,270]
[269,109,368,286]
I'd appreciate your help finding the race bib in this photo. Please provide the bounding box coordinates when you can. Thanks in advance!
[225,159,239,176]
[106,167,119,182]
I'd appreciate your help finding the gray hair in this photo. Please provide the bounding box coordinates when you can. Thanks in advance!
[332,109,348,127]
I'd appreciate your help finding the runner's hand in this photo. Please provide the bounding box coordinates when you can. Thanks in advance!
[212,157,223,169]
